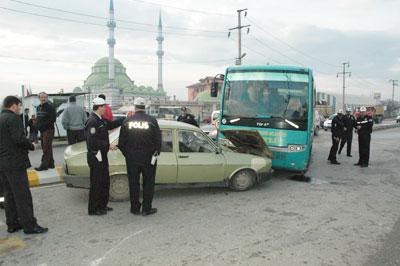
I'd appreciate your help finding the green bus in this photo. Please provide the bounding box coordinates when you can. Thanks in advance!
[214,65,316,173]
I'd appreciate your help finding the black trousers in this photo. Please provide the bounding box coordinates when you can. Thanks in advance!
[87,154,110,213]
[358,133,371,165]
[126,161,156,212]
[328,135,340,162]
[67,130,85,145]
[0,170,37,230]
[40,128,54,168]
[339,132,353,155]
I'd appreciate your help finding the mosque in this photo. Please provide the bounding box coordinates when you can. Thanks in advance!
[82,0,166,109]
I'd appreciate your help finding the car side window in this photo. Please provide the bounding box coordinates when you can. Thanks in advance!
[178,130,214,153]
[161,130,173,152]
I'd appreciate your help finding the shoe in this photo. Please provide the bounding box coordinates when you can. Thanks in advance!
[35,166,48,171]
[142,208,157,216]
[7,225,22,233]
[360,164,368,168]
[354,163,361,166]
[24,225,48,234]
[103,207,113,211]
[347,155,352,157]
[88,210,107,216]
[330,161,341,165]
[131,209,141,215]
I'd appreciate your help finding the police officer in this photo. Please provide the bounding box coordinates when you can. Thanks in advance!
[177,106,198,127]
[118,97,161,216]
[85,97,122,215]
[327,109,344,165]
[354,106,373,167]
[338,108,357,157]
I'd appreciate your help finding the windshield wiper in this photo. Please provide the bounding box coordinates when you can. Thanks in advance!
[269,115,300,129]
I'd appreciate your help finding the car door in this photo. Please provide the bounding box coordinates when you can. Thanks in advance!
[177,129,225,183]
[156,129,177,184]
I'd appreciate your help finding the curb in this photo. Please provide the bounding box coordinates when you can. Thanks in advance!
[27,166,64,187]
[373,123,400,132]
[34,141,68,150]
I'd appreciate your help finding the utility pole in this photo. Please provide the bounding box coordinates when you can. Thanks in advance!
[337,62,351,111]
[388,79,398,102]
[228,8,250,65]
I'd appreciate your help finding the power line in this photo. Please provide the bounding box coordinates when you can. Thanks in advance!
[0,6,227,39]
[9,0,226,34]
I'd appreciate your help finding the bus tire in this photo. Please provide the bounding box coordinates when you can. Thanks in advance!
[109,174,129,201]
[230,169,256,191]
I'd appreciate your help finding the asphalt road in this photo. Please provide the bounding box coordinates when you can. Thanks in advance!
[0,128,400,266]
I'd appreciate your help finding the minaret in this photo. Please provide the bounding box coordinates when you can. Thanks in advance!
[156,11,164,91]
[107,0,116,82]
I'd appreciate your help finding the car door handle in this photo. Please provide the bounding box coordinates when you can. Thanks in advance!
[178,155,189,158]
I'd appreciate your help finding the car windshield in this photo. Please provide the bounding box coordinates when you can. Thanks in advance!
[222,70,309,130]
[328,114,336,120]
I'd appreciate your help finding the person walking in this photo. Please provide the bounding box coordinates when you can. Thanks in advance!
[118,97,161,216]
[177,106,198,127]
[27,115,39,144]
[328,109,344,165]
[338,108,357,157]
[354,106,373,167]
[85,97,122,215]
[35,92,56,171]
[0,96,48,234]
[62,95,87,145]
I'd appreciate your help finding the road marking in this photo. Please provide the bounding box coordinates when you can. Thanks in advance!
[89,228,147,266]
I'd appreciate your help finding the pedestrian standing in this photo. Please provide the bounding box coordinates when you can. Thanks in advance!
[85,97,122,216]
[118,97,161,216]
[177,106,198,127]
[62,95,87,145]
[328,109,344,165]
[354,106,373,167]
[27,115,39,144]
[338,108,357,157]
[98,94,114,122]
[35,92,56,171]
[0,96,48,234]
[20,108,29,136]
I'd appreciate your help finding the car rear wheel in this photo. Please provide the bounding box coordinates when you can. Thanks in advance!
[110,174,129,201]
[230,169,256,191]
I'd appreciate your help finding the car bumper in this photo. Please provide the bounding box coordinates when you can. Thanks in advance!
[63,166,89,189]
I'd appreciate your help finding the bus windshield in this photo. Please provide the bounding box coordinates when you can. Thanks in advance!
[222,70,309,130]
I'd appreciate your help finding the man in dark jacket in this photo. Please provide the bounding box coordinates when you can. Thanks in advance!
[0,96,48,234]
[85,97,122,216]
[35,92,56,171]
[118,97,161,216]
[177,106,198,127]
[338,108,357,157]
[327,109,344,165]
[354,106,374,167]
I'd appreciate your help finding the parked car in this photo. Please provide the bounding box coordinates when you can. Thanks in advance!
[397,114,400,123]
[63,120,273,201]
[54,103,68,138]
[323,114,336,131]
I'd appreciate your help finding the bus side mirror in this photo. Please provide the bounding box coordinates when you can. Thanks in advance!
[211,81,218,97]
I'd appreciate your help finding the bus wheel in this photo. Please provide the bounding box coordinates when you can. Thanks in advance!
[230,170,256,191]
[110,174,129,201]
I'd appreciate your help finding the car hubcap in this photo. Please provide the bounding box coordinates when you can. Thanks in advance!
[236,172,251,188]
[111,175,129,197]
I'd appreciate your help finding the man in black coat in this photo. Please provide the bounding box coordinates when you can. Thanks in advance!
[85,97,122,216]
[338,108,357,157]
[35,92,56,171]
[354,106,374,167]
[118,97,161,216]
[177,106,198,127]
[0,96,48,234]
[327,109,344,164]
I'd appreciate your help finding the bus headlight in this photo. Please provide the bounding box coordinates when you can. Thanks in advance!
[288,145,306,152]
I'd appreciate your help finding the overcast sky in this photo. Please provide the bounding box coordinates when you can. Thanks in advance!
[0,0,399,101]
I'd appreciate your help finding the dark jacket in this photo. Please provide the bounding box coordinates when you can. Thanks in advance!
[177,114,198,127]
[342,114,357,134]
[356,115,373,135]
[0,110,34,171]
[331,115,344,138]
[118,111,161,166]
[36,102,56,132]
[85,112,122,165]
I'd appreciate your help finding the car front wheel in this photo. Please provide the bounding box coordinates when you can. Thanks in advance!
[230,169,256,191]
[110,174,129,201]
